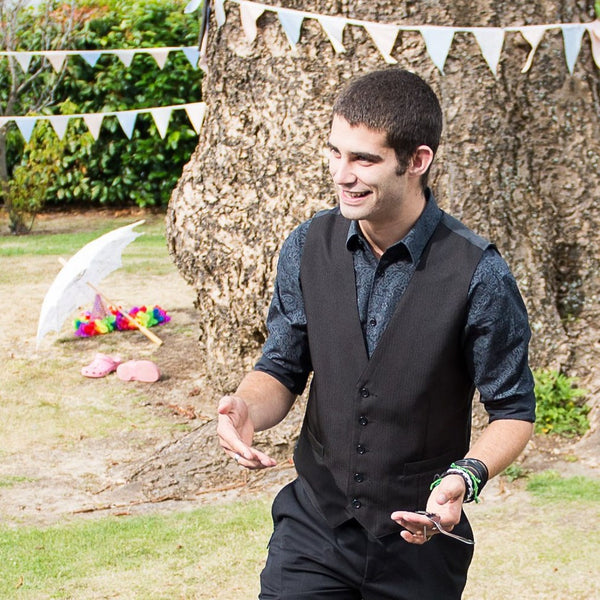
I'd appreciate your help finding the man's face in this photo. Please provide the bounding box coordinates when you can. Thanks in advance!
[327,115,409,226]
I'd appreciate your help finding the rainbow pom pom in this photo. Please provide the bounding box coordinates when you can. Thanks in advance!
[74,304,170,337]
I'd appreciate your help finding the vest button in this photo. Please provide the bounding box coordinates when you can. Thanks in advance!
[356,444,366,454]
[353,472,364,483]
[360,387,370,398]
[352,498,362,509]
[358,415,368,426]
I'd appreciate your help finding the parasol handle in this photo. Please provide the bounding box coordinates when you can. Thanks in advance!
[86,282,164,346]
[56,257,163,346]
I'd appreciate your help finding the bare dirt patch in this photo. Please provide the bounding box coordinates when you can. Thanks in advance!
[0,210,299,528]
[0,210,598,532]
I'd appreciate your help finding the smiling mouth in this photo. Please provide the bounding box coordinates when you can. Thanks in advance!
[341,190,370,199]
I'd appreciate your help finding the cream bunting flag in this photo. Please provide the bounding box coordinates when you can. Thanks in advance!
[113,49,136,67]
[588,21,600,69]
[239,1,265,43]
[14,51,33,72]
[317,15,347,53]
[184,0,202,13]
[185,102,207,134]
[49,115,70,140]
[420,26,455,74]
[363,22,400,64]
[473,27,504,75]
[146,48,171,69]
[519,25,547,73]
[150,107,173,138]
[83,113,105,140]
[214,0,227,27]
[45,51,67,72]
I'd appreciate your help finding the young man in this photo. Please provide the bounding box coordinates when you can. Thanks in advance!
[217,69,535,599]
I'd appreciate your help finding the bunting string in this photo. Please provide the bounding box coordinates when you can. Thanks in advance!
[184,0,600,75]
[0,46,201,71]
[0,102,207,142]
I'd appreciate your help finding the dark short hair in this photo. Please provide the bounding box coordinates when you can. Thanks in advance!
[332,69,443,186]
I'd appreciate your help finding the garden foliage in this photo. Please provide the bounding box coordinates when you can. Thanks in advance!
[533,368,590,437]
[3,0,202,216]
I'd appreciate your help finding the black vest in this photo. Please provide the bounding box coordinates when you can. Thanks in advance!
[294,211,488,537]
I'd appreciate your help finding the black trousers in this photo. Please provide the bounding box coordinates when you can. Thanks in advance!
[259,479,474,600]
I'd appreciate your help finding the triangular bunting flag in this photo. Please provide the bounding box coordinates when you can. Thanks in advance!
[14,52,33,72]
[277,8,304,49]
[48,115,70,140]
[519,25,547,73]
[588,21,600,69]
[184,0,202,13]
[364,23,399,64]
[185,102,207,134]
[182,46,201,69]
[113,49,136,67]
[116,111,138,139]
[214,0,226,27]
[14,118,36,143]
[80,51,102,68]
[83,113,104,140]
[420,26,455,74]
[239,1,265,43]
[561,23,585,74]
[317,15,347,54]
[150,107,173,139]
[146,48,170,69]
[473,28,504,75]
[45,51,67,72]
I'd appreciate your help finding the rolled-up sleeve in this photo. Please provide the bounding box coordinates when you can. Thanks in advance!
[464,248,536,422]
[254,221,313,395]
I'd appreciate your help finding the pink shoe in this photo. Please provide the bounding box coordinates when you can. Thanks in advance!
[116,360,160,383]
[81,353,122,378]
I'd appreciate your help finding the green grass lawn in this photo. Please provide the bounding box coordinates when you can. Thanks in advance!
[0,472,598,599]
[0,500,272,600]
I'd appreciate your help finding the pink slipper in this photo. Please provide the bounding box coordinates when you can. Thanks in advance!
[81,353,122,378]
[116,360,160,383]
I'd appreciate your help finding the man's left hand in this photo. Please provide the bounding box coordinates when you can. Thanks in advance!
[390,473,465,544]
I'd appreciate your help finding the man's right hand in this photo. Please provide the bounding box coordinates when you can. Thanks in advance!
[217,395,277,469]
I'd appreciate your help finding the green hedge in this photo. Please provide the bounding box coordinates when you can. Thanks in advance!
[7,0,202,209]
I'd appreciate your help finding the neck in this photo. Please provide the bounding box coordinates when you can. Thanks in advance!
[360,189,427,257]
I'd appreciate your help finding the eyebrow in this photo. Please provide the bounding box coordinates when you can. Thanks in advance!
[326,142,384,163]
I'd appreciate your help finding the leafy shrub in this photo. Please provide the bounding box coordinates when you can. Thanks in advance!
[4,0,202,211]
[5,120,66,233]
[533,369,590,437]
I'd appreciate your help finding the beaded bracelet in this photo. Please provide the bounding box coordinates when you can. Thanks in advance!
[430,458,489,503]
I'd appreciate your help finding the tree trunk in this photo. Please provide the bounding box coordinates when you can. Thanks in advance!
[166,0,600,439]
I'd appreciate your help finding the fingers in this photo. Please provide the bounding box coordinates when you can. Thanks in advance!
[391,511,438,545]
[217,396,276,469]
[227,446,277,470]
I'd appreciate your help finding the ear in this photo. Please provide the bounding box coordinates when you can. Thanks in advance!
[408,145,434,177]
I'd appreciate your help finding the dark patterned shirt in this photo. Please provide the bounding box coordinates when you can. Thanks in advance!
[255,192,536,422]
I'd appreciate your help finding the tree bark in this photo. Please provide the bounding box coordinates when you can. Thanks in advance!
[166,0,600,437]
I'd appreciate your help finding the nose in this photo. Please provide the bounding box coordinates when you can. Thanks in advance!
[330,156,356,186]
